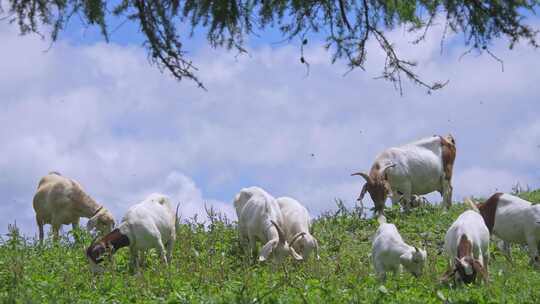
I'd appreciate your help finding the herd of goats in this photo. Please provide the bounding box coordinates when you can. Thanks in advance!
[30,134,540,284]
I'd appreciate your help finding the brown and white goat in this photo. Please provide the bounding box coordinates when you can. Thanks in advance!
[86,193,178,273]
[466,193,540,267]
[352,134,456,215]
[442,210,489,284]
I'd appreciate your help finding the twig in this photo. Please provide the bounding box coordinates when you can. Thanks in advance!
[458,47,474,61]
[338,0,352,31]
[485,48,504,72]
[412,12,437,44]
[0,12,15,21]
[300,35,310,77]
[109,18,129,36]
[440,19,449,55]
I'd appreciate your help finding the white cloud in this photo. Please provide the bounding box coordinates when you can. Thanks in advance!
[157,171,236,222]
[501,121,540,164]
[453,167,529,198]
[0,19,539,235]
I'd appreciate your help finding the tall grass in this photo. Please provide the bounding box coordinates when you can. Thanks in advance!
[1,193,540,303]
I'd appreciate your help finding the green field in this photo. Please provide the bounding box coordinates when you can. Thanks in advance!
[2,191,540,303]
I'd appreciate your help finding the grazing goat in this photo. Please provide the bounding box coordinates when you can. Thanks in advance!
[276,197,320,260]
[466,193,540,267]
[372,216,427,281]
[234,187,303,262]
[86,193,178,273]
[442,210,489,284]
[33,172,115,241]
[352,135,456,215]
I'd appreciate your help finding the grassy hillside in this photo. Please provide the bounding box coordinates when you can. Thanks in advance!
[1,193,540,303]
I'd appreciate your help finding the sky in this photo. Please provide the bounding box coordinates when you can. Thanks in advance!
[1,9,539,237]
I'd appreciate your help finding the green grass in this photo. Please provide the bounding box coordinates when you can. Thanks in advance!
[519,189,540,204]
[2,195,540,303]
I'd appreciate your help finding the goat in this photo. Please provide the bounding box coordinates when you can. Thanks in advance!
[352,134,456,215]
[466,193,540,267]
[372,215,427,281]
[86,193,178,273]
[276,196,320,260]
[441,210,489,284]
[33,172,115,241]
[234,187,303,262]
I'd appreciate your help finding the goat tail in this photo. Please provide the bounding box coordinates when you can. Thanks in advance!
[377,214,387,225]
[464,197,479,212]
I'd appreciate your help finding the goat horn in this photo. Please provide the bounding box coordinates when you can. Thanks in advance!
[351,172,372,184]
[380,163,396,174]
[290,232,307,247]
[270,220,286,244]
[357,184,368,202]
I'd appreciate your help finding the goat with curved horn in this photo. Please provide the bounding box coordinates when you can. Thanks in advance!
[276,196,321,260]
[234,187,304,263]
[351,134,457,215]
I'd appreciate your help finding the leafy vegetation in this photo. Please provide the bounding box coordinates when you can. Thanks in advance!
[519,189,540,203]
[2,193,540,303]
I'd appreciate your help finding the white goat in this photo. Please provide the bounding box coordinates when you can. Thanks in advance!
[33,172,115,241]
[86,193,178,273]
[442,210,489,284]
[466,193,540,267]
[276,197,320,260]
[372,216,427,280]
[352,135,456,214]
[234,187,304,262]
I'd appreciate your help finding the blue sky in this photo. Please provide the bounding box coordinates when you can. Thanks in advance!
[1,10,539,237]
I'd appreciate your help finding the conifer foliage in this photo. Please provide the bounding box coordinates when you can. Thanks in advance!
[1,1,538,91]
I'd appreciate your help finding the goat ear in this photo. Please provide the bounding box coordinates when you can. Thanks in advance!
[380,163,396,175]
[289,246,303,261]
[472,260,489,283]
[258,239,278,262]
[357,184,368,202]
[399,252,412,264]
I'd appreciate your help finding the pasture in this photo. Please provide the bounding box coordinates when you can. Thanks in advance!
[1,190,540,303]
